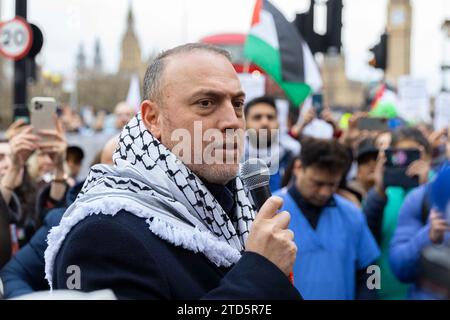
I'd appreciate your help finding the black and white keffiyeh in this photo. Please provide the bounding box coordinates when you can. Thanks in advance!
[44,114,255,288]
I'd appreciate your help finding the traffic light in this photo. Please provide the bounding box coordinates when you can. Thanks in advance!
[294,7,326,54]
[369,33,388,70]
[27,23,44,81]
[293,0,343,55]
[326,0,343,53]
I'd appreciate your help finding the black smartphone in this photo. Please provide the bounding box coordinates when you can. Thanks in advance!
[357,117,389,131]
[384,148,421,189]
[312,94,323,118]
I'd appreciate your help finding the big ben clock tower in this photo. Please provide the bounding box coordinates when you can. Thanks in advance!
[386,0,412,83]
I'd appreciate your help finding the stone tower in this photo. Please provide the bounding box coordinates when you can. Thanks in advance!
[93,38,103,72]
[386,0,412,84]
[76,44,87,73]
[119,2,142,75]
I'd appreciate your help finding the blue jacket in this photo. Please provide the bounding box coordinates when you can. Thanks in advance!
[389,184,450,299]
[0,182,83,298]
[52,210,302,300]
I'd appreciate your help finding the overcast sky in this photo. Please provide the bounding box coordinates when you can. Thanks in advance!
[1,0,450,95]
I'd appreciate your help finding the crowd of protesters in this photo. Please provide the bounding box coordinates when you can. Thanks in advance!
[0,102,134,273]
[0,87,449,300]
[49,102,135,135]
[241,93,450,300]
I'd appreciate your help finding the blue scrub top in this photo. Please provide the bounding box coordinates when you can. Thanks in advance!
[269,172,281,192]
[274,188,380,300]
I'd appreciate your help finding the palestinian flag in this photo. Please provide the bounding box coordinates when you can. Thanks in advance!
[244,0,322,107]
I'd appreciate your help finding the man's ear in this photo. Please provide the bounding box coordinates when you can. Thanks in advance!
[141,100,162,139]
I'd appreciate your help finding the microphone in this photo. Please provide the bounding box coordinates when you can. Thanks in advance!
[240,158,295,284]
[240,158,272,211]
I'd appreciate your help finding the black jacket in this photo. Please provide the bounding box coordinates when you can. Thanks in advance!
[53,210,302,300]
[0,199,12,269]
[0,191,21,269]
[1,181,84,298]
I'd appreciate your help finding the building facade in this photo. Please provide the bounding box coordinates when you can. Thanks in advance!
[386,0,412,84]
[76,3,148,112]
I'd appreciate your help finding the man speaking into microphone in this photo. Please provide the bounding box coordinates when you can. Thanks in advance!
[44,43,301,300]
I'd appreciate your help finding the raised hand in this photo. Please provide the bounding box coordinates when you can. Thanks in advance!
[245,196,297,277]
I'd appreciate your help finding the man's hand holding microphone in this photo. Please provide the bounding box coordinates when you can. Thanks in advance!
[240,159,297,281]
[245,196,296,278]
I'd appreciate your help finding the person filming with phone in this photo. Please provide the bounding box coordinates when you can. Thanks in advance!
[290,94,339,141]
[388,126,450,299]
[363,127,433,300]
[0,104,69,251]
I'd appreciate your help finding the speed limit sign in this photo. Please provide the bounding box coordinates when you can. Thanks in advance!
[0,16,33,60]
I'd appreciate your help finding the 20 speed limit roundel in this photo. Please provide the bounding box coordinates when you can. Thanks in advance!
[0,16,33,60]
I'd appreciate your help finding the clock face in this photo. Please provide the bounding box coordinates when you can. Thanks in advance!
[391,9,406,26]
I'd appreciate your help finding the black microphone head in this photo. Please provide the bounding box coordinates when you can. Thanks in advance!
[240,158,271,191]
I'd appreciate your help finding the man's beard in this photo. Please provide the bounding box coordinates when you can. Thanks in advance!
[162,131,242,185]
[186,163,239,185]
[186,141,242,185]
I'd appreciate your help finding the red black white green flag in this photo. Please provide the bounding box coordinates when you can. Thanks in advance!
[244,0,322,107]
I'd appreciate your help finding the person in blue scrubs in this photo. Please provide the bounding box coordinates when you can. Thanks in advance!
[275,138,380,299]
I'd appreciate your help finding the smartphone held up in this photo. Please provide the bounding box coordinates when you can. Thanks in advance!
[383,148,421,189]
[29,97,58,142]
[312,94,324,118]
